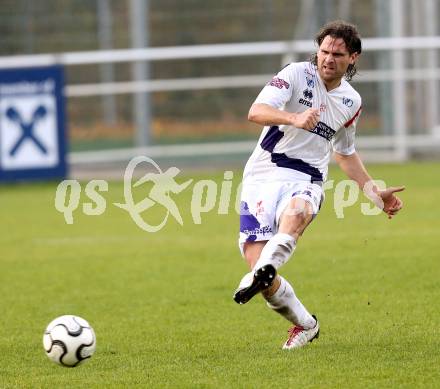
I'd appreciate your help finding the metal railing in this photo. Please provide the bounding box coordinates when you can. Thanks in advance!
[1,36,439,164]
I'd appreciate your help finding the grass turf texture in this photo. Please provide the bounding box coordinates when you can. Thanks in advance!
[0,161,439,388]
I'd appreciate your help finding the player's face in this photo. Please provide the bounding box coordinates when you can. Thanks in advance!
[317,35,359,90]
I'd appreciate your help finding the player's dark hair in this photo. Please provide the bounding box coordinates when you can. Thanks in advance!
[310,20,362,81]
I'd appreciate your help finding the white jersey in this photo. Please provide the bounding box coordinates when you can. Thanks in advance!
[243,61,362,183]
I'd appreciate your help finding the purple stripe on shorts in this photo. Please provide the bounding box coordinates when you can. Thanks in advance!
[239,201,260,242]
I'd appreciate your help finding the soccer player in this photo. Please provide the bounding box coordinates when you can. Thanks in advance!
[233,21,404,350]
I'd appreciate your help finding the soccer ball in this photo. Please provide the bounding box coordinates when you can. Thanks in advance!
[43,315,96,367]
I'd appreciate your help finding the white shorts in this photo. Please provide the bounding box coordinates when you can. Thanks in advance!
[238,179,323,256]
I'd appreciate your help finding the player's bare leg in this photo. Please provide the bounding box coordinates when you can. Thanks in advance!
[234,197,320,348]
[234,197,313,304]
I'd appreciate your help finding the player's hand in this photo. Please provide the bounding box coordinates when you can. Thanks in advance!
[292,108,320,130]
[378,186,405,219]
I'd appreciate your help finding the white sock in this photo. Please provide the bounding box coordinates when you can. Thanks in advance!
[264,276,316,329]
[253,233,296,271]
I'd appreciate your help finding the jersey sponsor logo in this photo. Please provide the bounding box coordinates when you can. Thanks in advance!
[309,121,336,141]
[303,89,313,99]
[268,77,290,89]
[306,77,315,88]
[342,97,354,107]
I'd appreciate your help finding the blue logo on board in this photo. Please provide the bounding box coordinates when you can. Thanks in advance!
[6,105,49,157]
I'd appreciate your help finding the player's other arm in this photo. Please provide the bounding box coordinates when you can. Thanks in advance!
[248,103,320,130]
[334,151,405,219]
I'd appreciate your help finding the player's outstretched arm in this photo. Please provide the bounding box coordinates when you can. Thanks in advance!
[334,151,405,219]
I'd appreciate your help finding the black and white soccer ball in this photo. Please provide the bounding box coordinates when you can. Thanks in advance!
[43,315,96,367]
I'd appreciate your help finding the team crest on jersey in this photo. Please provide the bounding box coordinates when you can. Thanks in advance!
[255,200,265,216]
[310,121,336,141]
[342,97,354,107]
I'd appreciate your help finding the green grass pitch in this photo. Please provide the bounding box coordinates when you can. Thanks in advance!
[0,161,439,388]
